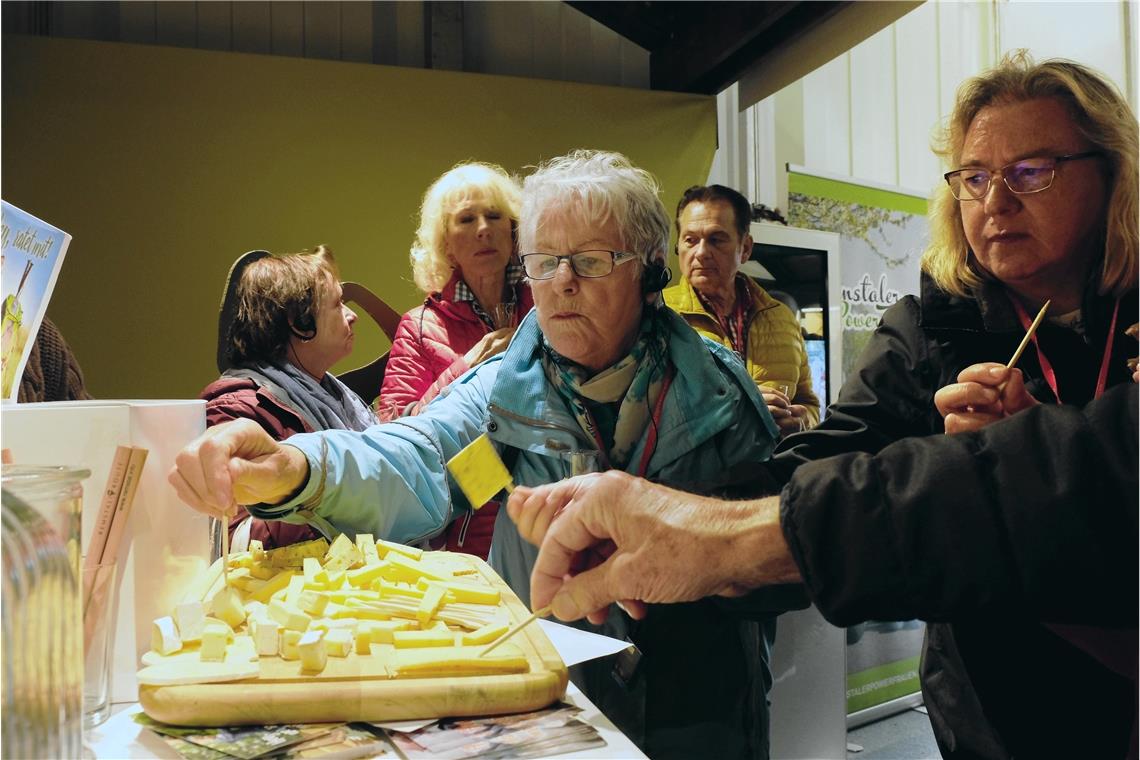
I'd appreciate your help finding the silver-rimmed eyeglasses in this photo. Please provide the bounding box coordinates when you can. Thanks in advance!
[944,151,1102,201]
[521,250,639,280]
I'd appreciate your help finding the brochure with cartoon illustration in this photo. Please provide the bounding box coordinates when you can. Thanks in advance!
[1,200,72,401]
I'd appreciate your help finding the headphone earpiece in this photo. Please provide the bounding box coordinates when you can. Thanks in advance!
[290,313,317,342]
[641,261,672,295]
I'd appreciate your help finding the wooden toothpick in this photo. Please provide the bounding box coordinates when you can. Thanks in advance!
[1007,300,1051,369]
[480,606,551,657]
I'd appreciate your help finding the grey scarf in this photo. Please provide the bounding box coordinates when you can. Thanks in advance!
[225,360,376,432]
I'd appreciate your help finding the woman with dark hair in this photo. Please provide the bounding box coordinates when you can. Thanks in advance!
[201,244,375,548]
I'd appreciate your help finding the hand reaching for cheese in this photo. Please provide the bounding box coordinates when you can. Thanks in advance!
[168,418,310,519]
[507,471,799,625]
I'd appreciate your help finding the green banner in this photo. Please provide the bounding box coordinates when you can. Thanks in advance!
[789,172,927,216]
[846,655,921,713]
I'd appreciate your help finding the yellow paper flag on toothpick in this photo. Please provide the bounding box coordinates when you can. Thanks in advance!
[446,434,515,509]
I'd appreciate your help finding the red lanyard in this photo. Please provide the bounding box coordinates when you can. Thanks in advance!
[583,364,675,477]
[1009,296,1120,403]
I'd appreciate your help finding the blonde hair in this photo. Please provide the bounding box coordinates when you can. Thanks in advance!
[923,51,1138,298]
[409,162,522,294]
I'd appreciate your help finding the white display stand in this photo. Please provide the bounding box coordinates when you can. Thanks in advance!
[3,399,211,702]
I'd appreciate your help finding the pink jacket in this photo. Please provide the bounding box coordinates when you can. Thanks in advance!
[376,275,532,560]
[377,275,534,421]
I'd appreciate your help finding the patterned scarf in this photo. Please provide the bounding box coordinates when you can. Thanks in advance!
[542,310,670,470]
[226,360,376,433]
[698,274,753,358]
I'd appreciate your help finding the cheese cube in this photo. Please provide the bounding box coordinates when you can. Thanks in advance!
[298,630,328,672]
[297,589,330,617]
[461,622,509,646]
[151,616,183,655]
[417,585,446,626]
[419,579,501,606]
[249,563,278,581]
[268,599,312,632]
[173,601,206,643]
[200,625,228,662]
[366,619,414,644]
[249,569,295,603]
[252,619,281,656]
[280,629,303,660]
[322,534,362,574]
[354,626,374,655]
[374,538,423,561]
[249,539,265,563]
[302,557,322,584]
[244,600,269,621]
[355,533,381,565]
[347,562,388,588]
[210,586,247,629]
[323,629,353,657]
[285,575,307,605]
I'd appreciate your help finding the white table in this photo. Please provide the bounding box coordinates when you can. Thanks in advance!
[87,680,645,759]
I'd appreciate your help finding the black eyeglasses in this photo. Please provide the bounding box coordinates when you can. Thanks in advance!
[521,250,639,280]
[944,151,1102,201]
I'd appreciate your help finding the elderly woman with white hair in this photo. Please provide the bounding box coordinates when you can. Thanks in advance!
[170,150,789,758]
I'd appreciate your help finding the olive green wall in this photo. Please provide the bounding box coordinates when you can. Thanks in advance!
[1,35,716,399]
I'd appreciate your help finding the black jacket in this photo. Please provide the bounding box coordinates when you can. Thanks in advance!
[768,273,1138,760]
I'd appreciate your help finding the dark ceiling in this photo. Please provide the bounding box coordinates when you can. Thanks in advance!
[568,1,850,94]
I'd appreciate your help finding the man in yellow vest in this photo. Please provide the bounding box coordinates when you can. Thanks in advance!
[664,185,819,435]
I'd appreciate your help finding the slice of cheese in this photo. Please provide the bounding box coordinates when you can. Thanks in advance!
[392,629,454,649]
[460,622,510,646]
[374,538,423,561]
[151,616,182,656]
[419,579,500,606]
[417,585,446,626]
[389,644,528,678]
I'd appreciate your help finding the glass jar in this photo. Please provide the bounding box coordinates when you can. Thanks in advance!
[2,465,88,759]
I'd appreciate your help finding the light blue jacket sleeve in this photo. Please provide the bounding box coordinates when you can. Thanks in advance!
[249,361,499,542]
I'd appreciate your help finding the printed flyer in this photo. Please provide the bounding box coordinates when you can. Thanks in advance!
[1,200,72,401]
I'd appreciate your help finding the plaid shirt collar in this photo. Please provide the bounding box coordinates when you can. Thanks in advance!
[454,262,524,329]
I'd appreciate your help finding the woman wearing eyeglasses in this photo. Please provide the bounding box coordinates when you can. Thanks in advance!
[169,150,786,759]
[766,53,1137,760]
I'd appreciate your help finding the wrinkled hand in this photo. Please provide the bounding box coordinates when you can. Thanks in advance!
[168,418,310,520]
[464,328,516,367]
[506,471,763,625]
[934,363,1039,434]
[762,388,806,436]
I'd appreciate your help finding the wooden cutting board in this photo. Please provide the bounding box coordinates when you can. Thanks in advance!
[138,554,567,726]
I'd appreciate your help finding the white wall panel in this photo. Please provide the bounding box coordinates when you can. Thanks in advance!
[894,2,941,194]
[850,27,897,185]
[1000,1,1127,95]
[802,55,850,178]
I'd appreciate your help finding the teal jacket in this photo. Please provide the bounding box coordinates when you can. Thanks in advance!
[263,308,783,758]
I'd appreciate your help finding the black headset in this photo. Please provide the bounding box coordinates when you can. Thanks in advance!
[641,260,672,295]
[290,311,317,341]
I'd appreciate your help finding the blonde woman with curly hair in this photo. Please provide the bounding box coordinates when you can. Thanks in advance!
[378,162,534,558]
[768,52,1137,760]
